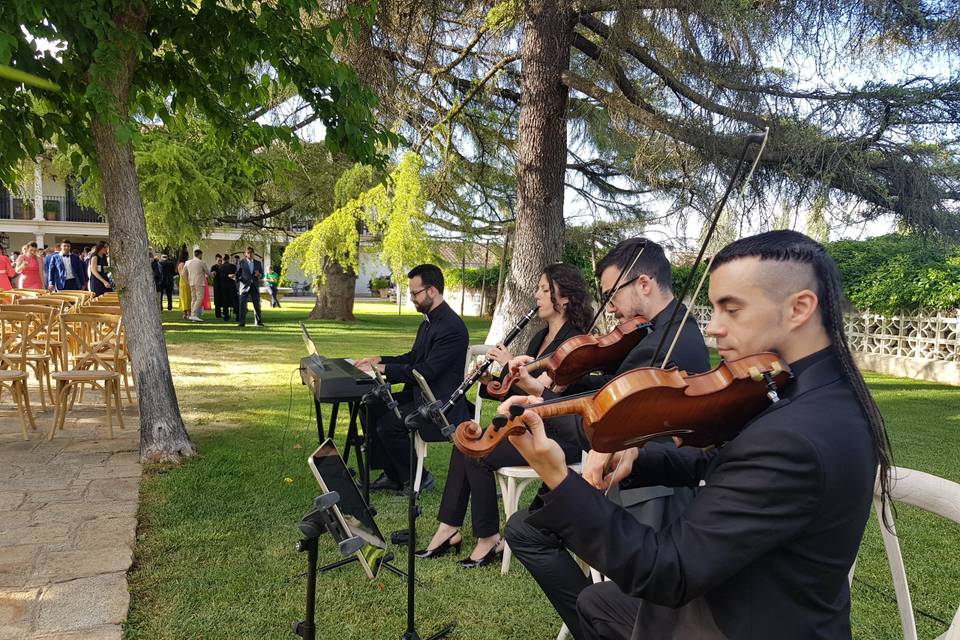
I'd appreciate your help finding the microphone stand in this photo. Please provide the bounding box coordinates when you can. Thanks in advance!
[367,367,456,640]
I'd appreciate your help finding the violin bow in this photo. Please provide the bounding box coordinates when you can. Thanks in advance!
[648,128,770,370]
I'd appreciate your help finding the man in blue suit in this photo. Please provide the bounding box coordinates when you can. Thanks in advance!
[47,241,88,291]
[236,245,264,327]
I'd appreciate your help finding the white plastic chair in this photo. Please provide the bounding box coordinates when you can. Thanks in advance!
[851,467,960,640]
[496,453,587,575]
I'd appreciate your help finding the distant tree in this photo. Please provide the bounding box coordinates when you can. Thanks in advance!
[283,153,435,320]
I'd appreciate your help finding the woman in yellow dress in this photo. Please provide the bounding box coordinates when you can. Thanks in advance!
[177,250,192,319]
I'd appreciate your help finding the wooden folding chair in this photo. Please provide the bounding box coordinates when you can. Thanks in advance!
[74,309,134,404]
[0,305,55,410]
[85,304,122,315]
[49,313,125,440]
[0,311,39,439]
[13,297,66,369]
[8,289,43,301]
[44,295,82,313]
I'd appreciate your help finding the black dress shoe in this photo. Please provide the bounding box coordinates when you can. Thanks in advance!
[403,471,435,495]
[415,531,461,559]
[370,473,402,492]
[456,542,503,569]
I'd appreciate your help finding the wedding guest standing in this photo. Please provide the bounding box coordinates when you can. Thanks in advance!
[15,242,43,289]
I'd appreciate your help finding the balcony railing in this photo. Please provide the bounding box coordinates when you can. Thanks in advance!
[0,195,104,223]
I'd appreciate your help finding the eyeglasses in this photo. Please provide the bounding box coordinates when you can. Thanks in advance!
[409,287,427,298]
[601,274,641,303]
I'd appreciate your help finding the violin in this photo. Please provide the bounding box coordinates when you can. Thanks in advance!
[453,352,792,458]
[484,315,653,400]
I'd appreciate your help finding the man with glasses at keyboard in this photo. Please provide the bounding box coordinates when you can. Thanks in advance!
[355,264,470,493]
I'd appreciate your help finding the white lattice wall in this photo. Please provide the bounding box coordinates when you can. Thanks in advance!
[690,305,960,363]
[689,305,960,384]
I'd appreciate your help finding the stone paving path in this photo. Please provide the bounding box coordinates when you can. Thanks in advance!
[0,396,140,640]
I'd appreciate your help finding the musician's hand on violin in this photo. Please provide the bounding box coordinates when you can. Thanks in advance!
[486,343,513,366]
[582,451,613,490]
[501,396,568,490]
[602,448,639,489]
[507,356,545,396]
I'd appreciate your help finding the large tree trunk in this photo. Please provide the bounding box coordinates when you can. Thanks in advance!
[308,260,356,320]
[90,5,194,463]
[91,119,196,463]
[486,0,572,346]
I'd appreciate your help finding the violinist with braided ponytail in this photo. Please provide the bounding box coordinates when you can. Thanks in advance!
[504,230,893,640]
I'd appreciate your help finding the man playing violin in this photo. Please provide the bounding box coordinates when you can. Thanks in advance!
[503,238,710,636]
[503,230,893,640]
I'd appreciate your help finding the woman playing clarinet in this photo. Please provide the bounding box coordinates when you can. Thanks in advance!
[416,263,593,567]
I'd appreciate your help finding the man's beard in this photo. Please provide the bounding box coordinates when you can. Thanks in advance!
[414,295,434,314]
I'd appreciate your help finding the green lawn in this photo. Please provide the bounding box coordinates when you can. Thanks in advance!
[125,299,960,640]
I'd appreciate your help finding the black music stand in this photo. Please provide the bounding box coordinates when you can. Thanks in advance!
[292,491,363,640]
[397,369,457,640]
[365,368,455,640]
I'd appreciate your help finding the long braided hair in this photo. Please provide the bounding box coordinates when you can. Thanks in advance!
[711,230,895,526]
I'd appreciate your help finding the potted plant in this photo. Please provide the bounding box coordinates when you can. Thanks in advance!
[371,275,391,298]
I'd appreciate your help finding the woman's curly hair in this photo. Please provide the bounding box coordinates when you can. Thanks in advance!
[543,263,594,333]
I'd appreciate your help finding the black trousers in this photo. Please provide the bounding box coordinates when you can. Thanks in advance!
[438,439,583,538]
[217,289,236,319]
[576,582,639,640]
[505,489,688,640]
[504,507,593,638]
[161,283,174,310]
[363,398,445,484]
[238,288,262,325]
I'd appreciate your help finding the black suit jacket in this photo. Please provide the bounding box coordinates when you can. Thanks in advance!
[159,259,176,287]
[381,301,471,428]
[529,348,876,639]
[151,259,163,290]
[236,258,263,294]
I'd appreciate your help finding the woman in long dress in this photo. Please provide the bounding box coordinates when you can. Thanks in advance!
[15,242,43,289]
[202,275,212,311]
[177,251,192,319]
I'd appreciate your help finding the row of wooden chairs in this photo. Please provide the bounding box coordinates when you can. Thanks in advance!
[0,288,128,440]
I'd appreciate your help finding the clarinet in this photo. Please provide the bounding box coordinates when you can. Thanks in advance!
[440,305,539,415]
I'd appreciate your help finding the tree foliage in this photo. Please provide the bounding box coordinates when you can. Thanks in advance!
[0,0,399,461]
[351,0,960,244]
[827,234,960,314]
[283,153,434,284]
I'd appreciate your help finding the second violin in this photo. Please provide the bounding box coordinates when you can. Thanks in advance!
[484,315,653,399]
